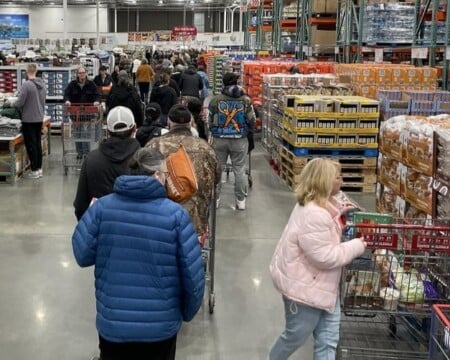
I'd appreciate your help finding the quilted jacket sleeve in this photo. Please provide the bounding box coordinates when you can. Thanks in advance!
[176,209,205,321]
[72,201,101,267]
[299,210,365,270]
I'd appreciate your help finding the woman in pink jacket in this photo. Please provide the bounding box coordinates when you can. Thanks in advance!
[268,158,366,360]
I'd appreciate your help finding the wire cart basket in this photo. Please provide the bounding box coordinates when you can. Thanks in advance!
[429,305,450,359]
[338,218,450,360]
[62,104,102,175]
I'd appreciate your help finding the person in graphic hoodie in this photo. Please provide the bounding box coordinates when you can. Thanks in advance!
[73,106,140,220]
[14,63,47,179]
[208,72,256,210]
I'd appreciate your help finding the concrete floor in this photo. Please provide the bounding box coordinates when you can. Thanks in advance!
[0,139,374,360]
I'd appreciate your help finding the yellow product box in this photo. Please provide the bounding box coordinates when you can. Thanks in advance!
[391,67,407,84]
[375,68,392,84]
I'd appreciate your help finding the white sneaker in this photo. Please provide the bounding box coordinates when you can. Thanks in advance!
[24,170,40,179]
[37,169,43,178]
[216,197,220,209]
[236,198,246,210]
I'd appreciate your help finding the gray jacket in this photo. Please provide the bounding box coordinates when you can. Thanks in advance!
[15,78,46,123]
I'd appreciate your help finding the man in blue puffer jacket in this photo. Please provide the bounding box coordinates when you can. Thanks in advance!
[72,147,205,360]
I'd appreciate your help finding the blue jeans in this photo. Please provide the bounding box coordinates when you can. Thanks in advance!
[268,296,340,360]
[213,137,248,201]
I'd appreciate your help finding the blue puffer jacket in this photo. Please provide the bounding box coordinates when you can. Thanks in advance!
[72,175,205,343]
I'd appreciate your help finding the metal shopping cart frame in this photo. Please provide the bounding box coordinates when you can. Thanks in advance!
[338,218,450,359]
[62,104,102,175]
[429,304,450,359]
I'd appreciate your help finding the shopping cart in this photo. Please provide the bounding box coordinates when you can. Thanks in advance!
[62,104,102,175]
[429,304,450,359]
[201,187,218,314]
[338,218,450,359]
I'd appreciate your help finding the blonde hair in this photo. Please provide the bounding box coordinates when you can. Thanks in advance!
[295,158,340,207]
[27,63,37,74]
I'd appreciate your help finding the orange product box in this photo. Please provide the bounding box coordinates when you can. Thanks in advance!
[391,67,407,84]
[421,67,438,83]
[405,68,421,84]
[375,67,392,84]
[356,68,376,84]
[355,85,377,99]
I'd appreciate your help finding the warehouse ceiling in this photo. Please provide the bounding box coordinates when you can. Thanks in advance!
[0,0,242,9]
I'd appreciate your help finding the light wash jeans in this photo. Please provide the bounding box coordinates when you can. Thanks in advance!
[268,296,340,360]
[213,137,248,201]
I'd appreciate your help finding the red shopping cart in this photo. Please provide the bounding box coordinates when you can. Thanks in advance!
[429,304,450,359]
[62,104,102,175]
[338,218,450,360]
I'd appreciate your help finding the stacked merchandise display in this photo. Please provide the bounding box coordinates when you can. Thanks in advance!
[335,64,438,99]
[377,114,450,218]
[435,128,450,219]
[363,3,414,44]
[378,90,450,120]
[279,95,379,192]
[261,73,353,173]
[243,61,335,104]
[207,55,229,95]
[0,67,18,94]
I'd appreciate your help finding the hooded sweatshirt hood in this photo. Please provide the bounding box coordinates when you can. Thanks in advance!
[222,85,246,98]
[114,175,167,199]
[100,137,140,163]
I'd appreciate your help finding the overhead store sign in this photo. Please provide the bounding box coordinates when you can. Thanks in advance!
[171,26,197,40]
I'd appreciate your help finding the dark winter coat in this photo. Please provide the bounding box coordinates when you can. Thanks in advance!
[149,85,178,115]
[72,175,205,343]
[106,84,144,127]
[178,68,203,98]
[64,79,100,104]
[73,137,140,220]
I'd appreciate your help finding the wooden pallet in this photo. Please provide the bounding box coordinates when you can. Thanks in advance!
[280,170,296,190]
[342,174,377,184]
[341,183,376,193]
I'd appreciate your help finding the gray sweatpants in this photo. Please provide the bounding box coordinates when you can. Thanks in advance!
[213,137,248,201]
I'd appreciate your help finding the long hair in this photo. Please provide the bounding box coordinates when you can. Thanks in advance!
[295,158,339,207]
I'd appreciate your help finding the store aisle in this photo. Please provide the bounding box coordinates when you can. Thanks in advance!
[0,140,373,360]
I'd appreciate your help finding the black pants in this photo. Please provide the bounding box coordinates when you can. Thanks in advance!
[99,334,177,360]
[21,122,43,171]
[138,82,150,103]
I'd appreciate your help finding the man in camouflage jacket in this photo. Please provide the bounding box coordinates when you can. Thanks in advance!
[146,104,221,243]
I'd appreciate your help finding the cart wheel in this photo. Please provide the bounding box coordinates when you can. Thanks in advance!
[389,315,397,335]
[64,167,68,176]
[248,175,253,188]
[209,293,215,314]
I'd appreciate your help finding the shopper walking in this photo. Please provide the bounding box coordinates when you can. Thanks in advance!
[187,97,207,140]
[268,158,367,360]
[149,73,178,127]
[136,102,168,147]
[178,65,203,103]
[111,65,120,85]
[64,66,101,158]
[93,65,113,87]
[106,70,144,127]
[197,64,209,101]
[14,63,46,179]
[146,104,221,245]
[73,106,140,220]
[208,72,256,210]
[72,146,205,360]
[131,57,141,87]
[136,58,155,103]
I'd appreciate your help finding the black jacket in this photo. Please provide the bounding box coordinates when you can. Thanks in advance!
[179,68,203,98]
[73,137,140,220]
[64,79,100,104]
[150,85,178,115]
[93,74,113,87]
[106,84,144,127]
[136,124,166,147]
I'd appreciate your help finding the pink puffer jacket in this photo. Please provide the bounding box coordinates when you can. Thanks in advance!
[270,201,365,313]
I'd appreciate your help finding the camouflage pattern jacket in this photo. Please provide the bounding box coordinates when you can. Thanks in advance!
[146,127,221,236]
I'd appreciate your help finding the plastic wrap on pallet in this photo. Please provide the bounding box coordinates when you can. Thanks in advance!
[363,3,415,44]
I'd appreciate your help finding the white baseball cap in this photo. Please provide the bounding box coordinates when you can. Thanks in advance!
[107,106,135,133]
